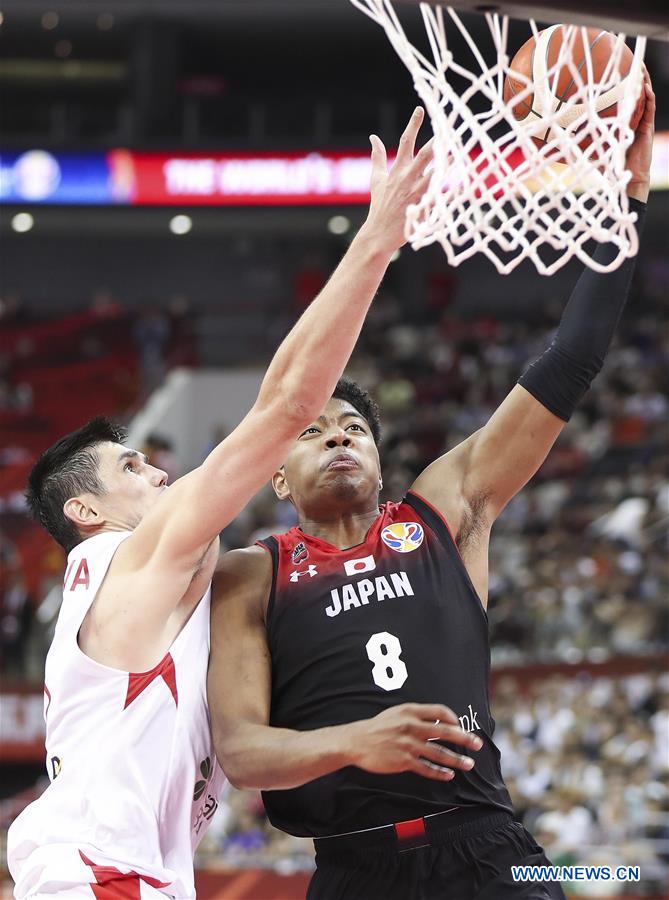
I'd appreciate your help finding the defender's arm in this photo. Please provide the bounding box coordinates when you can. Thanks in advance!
[94,109,435,641]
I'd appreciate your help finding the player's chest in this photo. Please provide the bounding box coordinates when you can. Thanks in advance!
[273,531,449,627]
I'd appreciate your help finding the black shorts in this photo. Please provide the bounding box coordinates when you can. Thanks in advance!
[308,811,568,900]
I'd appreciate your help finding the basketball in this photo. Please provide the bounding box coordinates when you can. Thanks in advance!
[503,25,646,152]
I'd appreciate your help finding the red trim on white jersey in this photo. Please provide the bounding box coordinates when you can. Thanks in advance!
[124,652,178,710]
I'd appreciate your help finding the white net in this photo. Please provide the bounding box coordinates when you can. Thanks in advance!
[351,0,647,275]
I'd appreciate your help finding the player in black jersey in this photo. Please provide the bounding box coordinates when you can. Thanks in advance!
[208,82,655,900]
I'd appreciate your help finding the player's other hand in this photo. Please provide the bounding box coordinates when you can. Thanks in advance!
[343,703,483,782]
[627,70,655,204]
[363,107,434,254]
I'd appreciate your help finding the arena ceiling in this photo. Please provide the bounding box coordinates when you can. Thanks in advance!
[2,0,668,32]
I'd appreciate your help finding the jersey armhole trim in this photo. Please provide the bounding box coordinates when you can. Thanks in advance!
[255,537,278,627]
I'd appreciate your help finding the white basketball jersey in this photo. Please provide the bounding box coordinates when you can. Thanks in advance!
[7,530,225,899]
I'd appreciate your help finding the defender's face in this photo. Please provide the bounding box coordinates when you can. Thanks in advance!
[275,398,381,510]
[90,442,168,529]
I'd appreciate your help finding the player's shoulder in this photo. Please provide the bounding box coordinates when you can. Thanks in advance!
[212,544,272,608]
[215,544,270,578]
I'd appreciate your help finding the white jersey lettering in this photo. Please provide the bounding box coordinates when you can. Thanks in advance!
[342,583,361,611]
[357,578,375,604]
[324,572,415,618]
[375,575,395,602]
[389,571,414,597]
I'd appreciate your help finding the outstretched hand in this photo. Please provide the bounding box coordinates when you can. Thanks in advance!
[626,71,655,203]
[364,106,434,254]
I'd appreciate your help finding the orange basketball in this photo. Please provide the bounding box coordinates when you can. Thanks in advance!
[503,25,645,154]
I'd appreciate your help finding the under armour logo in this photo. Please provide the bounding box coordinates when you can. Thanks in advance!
[290,565,318,582]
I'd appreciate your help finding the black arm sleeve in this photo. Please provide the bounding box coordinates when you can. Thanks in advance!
[518,198,647,422]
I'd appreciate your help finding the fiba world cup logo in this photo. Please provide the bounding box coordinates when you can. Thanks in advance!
[381,522,424,553]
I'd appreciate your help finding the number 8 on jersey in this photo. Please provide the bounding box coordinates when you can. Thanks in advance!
[366,631,408,691]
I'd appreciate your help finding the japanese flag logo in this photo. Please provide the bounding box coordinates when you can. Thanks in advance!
[343,555,376,576]
[381,522,424,553]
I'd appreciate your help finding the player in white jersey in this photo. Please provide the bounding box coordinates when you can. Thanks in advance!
[7,108,435,899]
[13,529,223,899]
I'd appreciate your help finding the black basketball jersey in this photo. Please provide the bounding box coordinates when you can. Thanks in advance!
[257,491,513,837]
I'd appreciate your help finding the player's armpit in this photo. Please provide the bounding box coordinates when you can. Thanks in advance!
[409,436,476,540]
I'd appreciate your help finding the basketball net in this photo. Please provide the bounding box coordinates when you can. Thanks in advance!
[351,1,647,274]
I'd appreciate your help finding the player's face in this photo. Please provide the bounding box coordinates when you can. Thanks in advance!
[88,442,168,530]
[274,398,381,512]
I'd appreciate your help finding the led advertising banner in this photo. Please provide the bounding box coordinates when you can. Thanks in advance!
[128,151,376,205]
[0,149,377,206]
[1,137,668,206]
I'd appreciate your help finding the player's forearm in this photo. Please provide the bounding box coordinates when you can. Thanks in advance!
[216,720,356,790]
[253,108,429,419]
[518,198,647,422]
[554,199,647,362]
[255,224,393,419]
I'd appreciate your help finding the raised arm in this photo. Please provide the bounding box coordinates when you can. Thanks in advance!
[207,547,483,790]
[92,110,436,651]
[412,80,654,584]
[131,109,435,564]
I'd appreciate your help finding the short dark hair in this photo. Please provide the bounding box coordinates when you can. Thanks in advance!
[26,417,127,553]
[332,378,381,445]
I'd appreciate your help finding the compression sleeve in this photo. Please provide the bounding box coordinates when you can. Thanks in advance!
[517,198,647,422]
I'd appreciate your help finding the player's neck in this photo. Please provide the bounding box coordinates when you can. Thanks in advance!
[298,506,380,551]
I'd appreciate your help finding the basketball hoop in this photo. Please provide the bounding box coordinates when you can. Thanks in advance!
[350,1,648,275]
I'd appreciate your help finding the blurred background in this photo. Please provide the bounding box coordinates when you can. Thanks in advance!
[0,1,667,898]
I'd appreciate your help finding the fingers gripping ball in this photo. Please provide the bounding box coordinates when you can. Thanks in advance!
[503,25,646,156]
